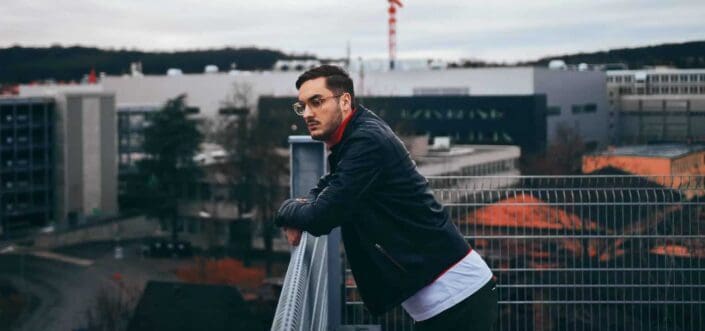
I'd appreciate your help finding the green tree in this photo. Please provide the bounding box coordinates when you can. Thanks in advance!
[134,94,203,241]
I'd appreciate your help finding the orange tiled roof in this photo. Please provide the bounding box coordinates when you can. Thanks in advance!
[465,195,599,231]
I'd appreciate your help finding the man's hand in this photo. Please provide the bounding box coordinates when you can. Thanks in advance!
[283,227,302,246]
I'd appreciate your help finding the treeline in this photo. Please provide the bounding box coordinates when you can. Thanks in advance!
[525,40,705,69]
[0,45,315,84]
[2,40,705,84]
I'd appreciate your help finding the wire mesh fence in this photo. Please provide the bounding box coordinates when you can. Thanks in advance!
[343,175,705,331]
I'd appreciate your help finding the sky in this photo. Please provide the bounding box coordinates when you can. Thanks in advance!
[1,0,704,63]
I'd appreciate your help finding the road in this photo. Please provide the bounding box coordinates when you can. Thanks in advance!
[0,241,186,331]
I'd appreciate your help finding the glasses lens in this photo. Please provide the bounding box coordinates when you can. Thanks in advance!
[292,102,305,115]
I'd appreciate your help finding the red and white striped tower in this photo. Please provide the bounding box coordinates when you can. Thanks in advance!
[388,0,403,70]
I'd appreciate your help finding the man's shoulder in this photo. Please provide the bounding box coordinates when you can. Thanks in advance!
[351,108,392,140]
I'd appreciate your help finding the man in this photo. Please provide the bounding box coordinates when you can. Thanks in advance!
[275,65,497,330]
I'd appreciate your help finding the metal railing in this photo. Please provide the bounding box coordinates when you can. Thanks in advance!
[274,138,705,330]
[344,175,705,331]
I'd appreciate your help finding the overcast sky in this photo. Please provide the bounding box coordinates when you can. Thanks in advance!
[2,0,704,63]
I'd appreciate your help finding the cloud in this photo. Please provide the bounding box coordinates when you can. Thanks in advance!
[1,0,703,62]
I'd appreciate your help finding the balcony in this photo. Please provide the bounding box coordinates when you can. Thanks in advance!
[272,137,705,331]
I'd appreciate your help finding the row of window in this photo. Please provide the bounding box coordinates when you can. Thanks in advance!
[608,74,705,83]
[546,103,598,116]
[615,86,705,95]
[438,159,518,177]
[572,103,597,114]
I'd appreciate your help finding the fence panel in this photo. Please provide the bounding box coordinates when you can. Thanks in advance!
[343,175,705,331]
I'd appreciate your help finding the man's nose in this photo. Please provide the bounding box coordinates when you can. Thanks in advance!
[302,105,314,118]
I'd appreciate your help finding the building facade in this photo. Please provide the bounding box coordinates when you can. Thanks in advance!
[99,66,610,151]
[607,68,705,144]
[0,97,55,236]
[4,89,119,233]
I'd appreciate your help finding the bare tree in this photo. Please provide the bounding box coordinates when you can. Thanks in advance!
[82,278,140,331]
[523,123,586,175]
[213,82,287,274]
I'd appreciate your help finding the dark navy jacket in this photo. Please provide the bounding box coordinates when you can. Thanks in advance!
[276,106,470,315]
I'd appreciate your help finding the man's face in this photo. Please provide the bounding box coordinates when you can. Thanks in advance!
[298,77,347,141]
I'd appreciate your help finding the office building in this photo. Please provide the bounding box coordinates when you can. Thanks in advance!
[607,68,705,144]
[0,97,55,236]
[5,88,119,233]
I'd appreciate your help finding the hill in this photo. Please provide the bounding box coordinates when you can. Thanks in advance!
[525,40,705,69]
[0,45,314,84]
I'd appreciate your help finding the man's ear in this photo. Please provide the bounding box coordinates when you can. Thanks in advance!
[341,93,353,111]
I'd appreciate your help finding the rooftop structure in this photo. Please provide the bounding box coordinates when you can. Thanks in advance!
[416,144,520,177]
[583,144,705,190]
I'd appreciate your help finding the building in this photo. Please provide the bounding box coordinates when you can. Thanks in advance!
[4,88,118,233]
[99,66,610,151]
[52,91,118,227]
[607,68,705,144]
[582,144,705,190]
[0,97,55,236]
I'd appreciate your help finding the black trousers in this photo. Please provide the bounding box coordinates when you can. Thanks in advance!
[414,279,498,331]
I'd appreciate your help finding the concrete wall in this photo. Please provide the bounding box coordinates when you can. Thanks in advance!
[64,93,118,221]
[534,68,610,147]
[33,215,160,249]
[101,68,538,118]
[102,72,301,118]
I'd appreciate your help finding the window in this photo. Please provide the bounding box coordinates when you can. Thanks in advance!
[651,75,659,82]
[700,86,705,94]
[547,106,561,116]
[572,103,597,114]
[690,74,698,82]
[616,76,623,83]
[607,76,614,83]
[690,86,698,94]
[680,74,688,81]
[671,86,678,94]
[662,75,669,82]
[661,87,669,94]
[671,75,678,82]
[700,74,705,82]
[651,87,659,94]
[625,76,633,83]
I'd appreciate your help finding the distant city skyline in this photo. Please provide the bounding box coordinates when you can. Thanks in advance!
[1,0,704,63]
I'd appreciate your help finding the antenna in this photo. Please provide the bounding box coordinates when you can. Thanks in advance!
[388,0,403,70]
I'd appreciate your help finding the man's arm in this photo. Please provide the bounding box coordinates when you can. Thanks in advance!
[276,134,383,236]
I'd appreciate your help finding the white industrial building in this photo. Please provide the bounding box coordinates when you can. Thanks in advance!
[84,66,609,149]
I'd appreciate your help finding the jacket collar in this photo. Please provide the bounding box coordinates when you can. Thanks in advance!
[330,106,367,153]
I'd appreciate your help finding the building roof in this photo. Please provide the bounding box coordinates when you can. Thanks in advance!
[465,195,600,231]
[593,144,705,159]
[127,281,266,331]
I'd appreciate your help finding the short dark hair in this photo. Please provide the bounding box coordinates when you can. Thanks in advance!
[295,65,355,102]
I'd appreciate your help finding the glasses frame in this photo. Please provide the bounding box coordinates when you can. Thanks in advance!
[292,94,343,116]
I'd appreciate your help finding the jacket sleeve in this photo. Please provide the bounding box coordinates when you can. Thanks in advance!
[276,134,383,236]
[307,173,332,200]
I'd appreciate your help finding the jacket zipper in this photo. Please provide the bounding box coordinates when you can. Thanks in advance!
[374,243,408,273]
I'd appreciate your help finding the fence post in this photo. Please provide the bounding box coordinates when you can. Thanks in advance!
[288,135,342,331]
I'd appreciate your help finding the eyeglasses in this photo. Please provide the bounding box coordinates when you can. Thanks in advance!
[292,94,343,116]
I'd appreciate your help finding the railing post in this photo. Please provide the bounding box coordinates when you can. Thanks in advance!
[289,136,343,331]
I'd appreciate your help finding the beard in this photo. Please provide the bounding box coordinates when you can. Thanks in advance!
[307,105,344,142]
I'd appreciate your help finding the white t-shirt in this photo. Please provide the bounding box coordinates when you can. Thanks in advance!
[401,249,493,321]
